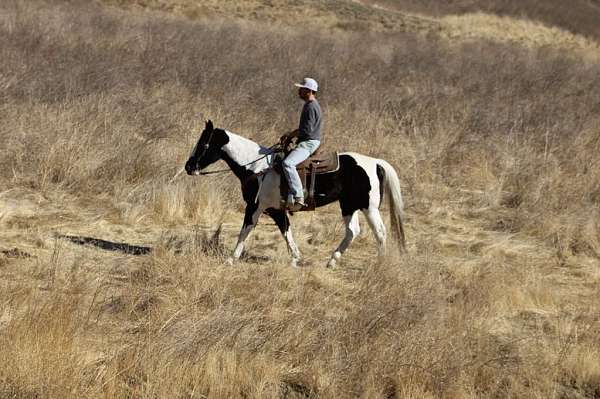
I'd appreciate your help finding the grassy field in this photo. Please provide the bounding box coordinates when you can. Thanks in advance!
[1,0,600,398]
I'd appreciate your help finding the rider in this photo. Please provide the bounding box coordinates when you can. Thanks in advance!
[280,77,322,211]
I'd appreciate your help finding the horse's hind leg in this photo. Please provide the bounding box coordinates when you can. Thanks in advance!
[327,211,360,268]
[265,209,301,267]
[362,208,387,258]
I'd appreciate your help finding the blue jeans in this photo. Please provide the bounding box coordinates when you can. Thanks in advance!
[282,140,320,200]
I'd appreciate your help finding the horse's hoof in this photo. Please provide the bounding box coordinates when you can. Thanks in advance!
[225,257,235,266]
[327,252,342,268]
[289,258,300,268]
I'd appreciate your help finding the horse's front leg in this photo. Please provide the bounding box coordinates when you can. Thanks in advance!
[227,203,265,265]
[265,209,301,267]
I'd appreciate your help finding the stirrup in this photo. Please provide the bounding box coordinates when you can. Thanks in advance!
[281,198,306,212]
[288,203,304,212]
[294,199,307,207]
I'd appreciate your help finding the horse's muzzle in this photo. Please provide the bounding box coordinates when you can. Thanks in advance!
[184,160,197,175]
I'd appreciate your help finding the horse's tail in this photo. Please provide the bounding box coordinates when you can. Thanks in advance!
[377,159,406,251]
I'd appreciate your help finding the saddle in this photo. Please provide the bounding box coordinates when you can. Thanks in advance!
[278,150,340,211]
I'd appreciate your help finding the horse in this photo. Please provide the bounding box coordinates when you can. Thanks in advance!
[184,120,406,267]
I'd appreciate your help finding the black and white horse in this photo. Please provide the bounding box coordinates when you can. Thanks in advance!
[185,120,405,267]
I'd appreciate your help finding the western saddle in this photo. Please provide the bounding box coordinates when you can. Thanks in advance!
[278,149,339,211]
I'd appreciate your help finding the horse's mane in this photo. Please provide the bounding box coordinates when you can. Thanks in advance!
[224,130,272,154]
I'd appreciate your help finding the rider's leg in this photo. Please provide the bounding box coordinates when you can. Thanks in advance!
[282,146,311,204]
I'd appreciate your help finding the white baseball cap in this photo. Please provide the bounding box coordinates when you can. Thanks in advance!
[294,77,318,92]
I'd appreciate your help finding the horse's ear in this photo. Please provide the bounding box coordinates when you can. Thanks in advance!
[206,120,214,131]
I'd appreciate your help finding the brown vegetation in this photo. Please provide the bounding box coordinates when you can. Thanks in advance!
[1,0,600,397]
[372,0,600,40]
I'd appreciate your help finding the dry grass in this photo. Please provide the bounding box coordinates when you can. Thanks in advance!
[363,0,600,41]
[99,0,600,59]
[1,0,600,398]
[439,12,600,59]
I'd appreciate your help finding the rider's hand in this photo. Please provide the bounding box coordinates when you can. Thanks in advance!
[279,134,291,145]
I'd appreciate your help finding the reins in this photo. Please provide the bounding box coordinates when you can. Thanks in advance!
[197,144,283,175]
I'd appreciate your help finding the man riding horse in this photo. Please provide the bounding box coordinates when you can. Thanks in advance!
[184,78,405,267]
[280,77,322,212]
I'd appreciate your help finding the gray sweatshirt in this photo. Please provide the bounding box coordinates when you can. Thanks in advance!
[298,99,322,142]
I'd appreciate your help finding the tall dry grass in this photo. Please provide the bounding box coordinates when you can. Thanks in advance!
[1,1,600,398]
[1,235,599,398]
[2,1,600,241]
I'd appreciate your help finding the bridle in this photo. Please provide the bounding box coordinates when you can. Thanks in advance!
[195,126,216,161]
[171,129,285,185]
[193,129,283,175]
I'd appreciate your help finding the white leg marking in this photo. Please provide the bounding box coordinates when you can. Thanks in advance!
[229,205,264,264]
[327,212,360,268]
[232,225,253,260]
[284,229,301,266]
[363,208,387,257]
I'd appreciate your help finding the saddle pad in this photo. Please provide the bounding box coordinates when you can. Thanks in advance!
[296,152,339,174]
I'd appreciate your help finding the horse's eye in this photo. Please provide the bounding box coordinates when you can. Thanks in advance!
[204,144,209,149]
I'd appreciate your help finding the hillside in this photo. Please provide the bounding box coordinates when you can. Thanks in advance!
[370,0,600,40]
[1,1,600,398]
[100,0,600,59]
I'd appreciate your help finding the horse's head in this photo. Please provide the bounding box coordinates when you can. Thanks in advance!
[185,120,230,175]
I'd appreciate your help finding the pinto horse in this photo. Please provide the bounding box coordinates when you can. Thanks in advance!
[185,120,405,267]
